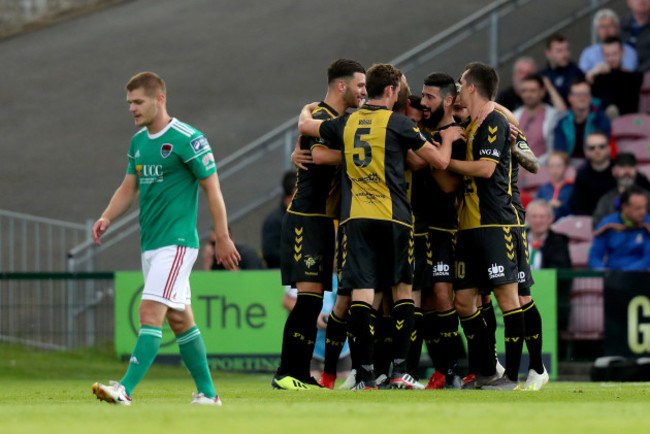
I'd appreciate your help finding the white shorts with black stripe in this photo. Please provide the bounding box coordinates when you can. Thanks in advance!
[141,245,198,311]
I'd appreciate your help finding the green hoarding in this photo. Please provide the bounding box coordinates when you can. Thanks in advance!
[115,269,557,375]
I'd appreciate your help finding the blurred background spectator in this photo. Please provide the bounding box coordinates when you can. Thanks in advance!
[569,131,616,215]
[588,36,643,117]
[540,34,585,104]
[554,78,611,158]
[579,8,638,73]
[536,151,575,221]
[526,199,572,270]
[592,152,650,227]
[203,227,264,270]
[262,170,297,268]
[589,185,650,270]
[620,0,650,73]
[496,56,538,111]
[514,73,566,161]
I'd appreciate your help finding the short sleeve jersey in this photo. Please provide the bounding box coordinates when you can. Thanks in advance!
[318,104,427,226]
[413,125,466,232]
[126,118,216,251]
[458,110,522,230]
[287,102,341,218]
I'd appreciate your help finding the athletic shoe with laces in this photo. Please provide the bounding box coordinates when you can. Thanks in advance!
[375,374,390,389]
[351,378,378,390]
[92,381,131,405]
[190,392,222,406]
[271,373,311,390]
[390,372,425,390]
[302,376,324,389]
[425,370,445,390]
[461,373,499,389]
[444,372,462,389]
[338,369,357,390]
[481,376,521,390]
[522,367,549,391]
[318,372,336,390]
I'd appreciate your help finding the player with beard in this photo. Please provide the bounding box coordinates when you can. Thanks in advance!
[272,59,367,390]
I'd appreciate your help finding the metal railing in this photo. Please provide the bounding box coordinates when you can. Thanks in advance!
[0,272,114,350]
[65,0,612,271]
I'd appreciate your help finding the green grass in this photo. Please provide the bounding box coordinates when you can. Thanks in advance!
[1,343,650,434]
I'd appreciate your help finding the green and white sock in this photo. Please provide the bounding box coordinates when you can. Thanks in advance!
[177,326,216,398]
[120,325,163,396]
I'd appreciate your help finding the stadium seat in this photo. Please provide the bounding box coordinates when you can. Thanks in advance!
[615,139,650,164]
[551,215,594,242]
[565,277,604,340]
[611,113,650,142]
[568,241,592,269]
[519,166,550,193]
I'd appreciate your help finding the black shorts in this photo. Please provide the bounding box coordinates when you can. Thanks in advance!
[413,233,433,292]
[339,219,414,290]
[429,228,455,284]
[516,227,535,289]
[454,226,523,290]
[280,213,335,291]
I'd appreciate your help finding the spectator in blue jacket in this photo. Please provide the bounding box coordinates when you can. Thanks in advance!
[589,185,650,270]
[540,34,585,104]
[553,78,611,159]
[579,8,638,73]
[536,151,574,221]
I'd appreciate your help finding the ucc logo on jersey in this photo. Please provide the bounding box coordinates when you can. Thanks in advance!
[190,136,209,153]
[160,144,173,158]
[136,164,164,183]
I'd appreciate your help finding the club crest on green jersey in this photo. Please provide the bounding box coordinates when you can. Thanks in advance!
[161,143,173,158]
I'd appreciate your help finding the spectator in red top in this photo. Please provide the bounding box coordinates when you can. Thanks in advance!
[535,151,574,221]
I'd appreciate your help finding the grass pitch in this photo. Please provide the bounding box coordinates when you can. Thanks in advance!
[1,344,649,434]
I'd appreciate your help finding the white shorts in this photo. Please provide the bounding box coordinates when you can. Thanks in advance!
[141,245,198,311]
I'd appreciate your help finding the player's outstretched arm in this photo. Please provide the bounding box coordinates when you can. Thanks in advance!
[199,173,241,271]
[448,158,497,179]
[298,102,323,137]
[511,138,540,174]
[291,136,313,170]
[92,174,139,246]
[312,146,342,165]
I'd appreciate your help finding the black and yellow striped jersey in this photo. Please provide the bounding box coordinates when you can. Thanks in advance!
[287,102,341,219]
[319,104,427,226]
[457,110,522,230]
[409,125,465,233]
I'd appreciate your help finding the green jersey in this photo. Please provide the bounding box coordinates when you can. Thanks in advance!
[126,118,216,251]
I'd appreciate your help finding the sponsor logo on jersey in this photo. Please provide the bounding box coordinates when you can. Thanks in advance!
[136,164,164,183]
[518,271,526,283]
[135,150,140,158]
[516,140,530,151]
[160,143,173,158]
[190,136,209,153]
[480,148,499,157]
[202,153,216,170]
[432,261,450,277]
[487,263,505,279]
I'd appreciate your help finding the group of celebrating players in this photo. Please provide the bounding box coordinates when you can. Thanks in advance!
[271,58,550,392]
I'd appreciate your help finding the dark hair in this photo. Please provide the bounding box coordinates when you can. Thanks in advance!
[569,77,591,92]
[546,33,567,49]
[282,170,297,197]
[464,62,499,100]
[365,63,402,99]
[522,73,545,88]
[602,35,623,46]
[613,152,637,167]
[407,94,423,110]
[621,185,647,206]
[126,71,166,97]
[585,129,609,145]
[327,59,365,84]
[423,72,457,100]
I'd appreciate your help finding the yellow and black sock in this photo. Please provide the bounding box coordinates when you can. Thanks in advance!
[391,299,415,371]
[406,307,424,377]
[323,311,348,376]
[522,300,544,374]
[460,310,495,377]
[503,308,525,381]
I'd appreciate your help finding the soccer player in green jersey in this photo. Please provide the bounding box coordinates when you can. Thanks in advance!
[91,72,240,406]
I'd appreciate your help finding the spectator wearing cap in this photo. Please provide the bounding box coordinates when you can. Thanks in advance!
[539,34,585,104]
[535,151,574,221]
[569,131,617,215]
[514,73,566,162]
[526,199,572,270]
[589,185,650,270]
[588,36,644,117]
[261,170,297,268]
[553,78,611,158]
[579,8,639,73]
[620,0,650,72]
[593,152,650,227]
[496,56,538,111]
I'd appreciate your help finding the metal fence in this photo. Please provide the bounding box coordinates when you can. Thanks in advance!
[0,272,114,350]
